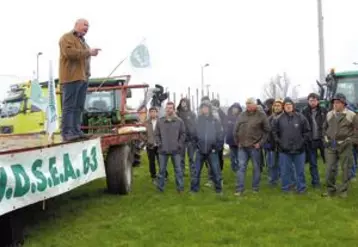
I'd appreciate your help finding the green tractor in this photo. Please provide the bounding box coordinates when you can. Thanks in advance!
[316,69,358,112]
[294,69,358,113]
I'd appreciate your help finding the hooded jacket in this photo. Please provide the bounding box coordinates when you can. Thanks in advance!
[225,103,242,147]
[176,98,197,142]
[194,103,224,154]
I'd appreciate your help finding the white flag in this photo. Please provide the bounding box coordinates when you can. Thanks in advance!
[46,60,58,140]
[129,41,151,69]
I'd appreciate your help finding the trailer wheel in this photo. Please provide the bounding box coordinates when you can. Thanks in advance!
[105,144,133,195]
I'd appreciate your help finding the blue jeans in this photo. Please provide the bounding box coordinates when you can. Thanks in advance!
[191,151,222,193]
[308,144,321,186]
[350,148,357,179]
[236,147,261,192]
[266,150,279,185]
[158,154,183,192]
[229,146,239,172]
[61,81,88,138]
[279,152,306,192]
[180,141,195,177]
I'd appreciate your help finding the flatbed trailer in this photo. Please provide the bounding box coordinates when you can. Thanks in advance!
[0,81,149,246]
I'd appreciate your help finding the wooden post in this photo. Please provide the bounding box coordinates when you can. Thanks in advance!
[192,95,195,112]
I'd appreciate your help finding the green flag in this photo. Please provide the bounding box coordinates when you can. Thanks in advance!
[130,43,151,68]
[30,79,48,111]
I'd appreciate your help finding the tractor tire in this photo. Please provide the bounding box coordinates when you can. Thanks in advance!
[105,144,133,195]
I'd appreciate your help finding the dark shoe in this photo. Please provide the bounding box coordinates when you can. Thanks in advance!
[62,135,80,142]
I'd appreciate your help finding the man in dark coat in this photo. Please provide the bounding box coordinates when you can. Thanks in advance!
[272,97,311,193]
[155,102,186,193]
[176,98,196,177]
[225,103,242,172]
[191,102,224,194]
[302,93,327,188]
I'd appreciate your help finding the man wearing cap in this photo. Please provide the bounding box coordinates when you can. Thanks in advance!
[234,97,271,195]
[302,93,327,188]
[155,102,186,193]
[272,97,310,193]
[191,102,223,194]
[322,93,358,197]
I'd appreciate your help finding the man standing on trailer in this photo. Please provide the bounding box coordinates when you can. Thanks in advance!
[59,18,101,141]
[155,102,186,193]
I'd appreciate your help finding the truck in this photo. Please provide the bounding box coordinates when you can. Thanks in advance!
[0,75,142,134]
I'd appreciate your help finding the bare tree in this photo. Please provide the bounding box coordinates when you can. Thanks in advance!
[262,72,291,99]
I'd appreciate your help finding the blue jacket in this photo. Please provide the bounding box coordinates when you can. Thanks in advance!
[225,103,242,147]
[194,114,224,154]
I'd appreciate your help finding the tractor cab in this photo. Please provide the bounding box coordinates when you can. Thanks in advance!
[317,69,358,112]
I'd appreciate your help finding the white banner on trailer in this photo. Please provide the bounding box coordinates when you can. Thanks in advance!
[0,138,105,216]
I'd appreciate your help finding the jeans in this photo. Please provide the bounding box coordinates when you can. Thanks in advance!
[191,151,222,193]
[180,141,195,177]
[158,154,183,192]
[279,152,306,192]
[307,140,322,186]
[266,150,279,185]
[229,146,239,172]
[236,147,261,192]
[61,81,88,138]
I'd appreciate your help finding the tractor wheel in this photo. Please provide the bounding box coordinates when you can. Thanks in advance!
[105,144,133,195]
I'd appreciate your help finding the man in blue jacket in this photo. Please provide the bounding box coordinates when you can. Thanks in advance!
[225,103,242,172]
[272,97,311,193]
[191,102,224,194]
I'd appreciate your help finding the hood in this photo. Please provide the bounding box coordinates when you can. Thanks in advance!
[227,103,242,116]
[199,101,213,116]
[176,98,191,111]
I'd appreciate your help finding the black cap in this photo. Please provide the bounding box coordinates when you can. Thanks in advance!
[331,93,347,105]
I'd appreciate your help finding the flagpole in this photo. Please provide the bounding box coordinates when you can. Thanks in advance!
[95,37,146,92]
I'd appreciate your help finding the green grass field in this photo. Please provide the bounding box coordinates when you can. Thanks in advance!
[24,157,358,247]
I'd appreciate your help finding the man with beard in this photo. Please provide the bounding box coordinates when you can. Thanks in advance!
[234,97,271,195]
[272,98,311,193]
[225,103,242,172]
[176,98,196,177]
[302,93,327,188]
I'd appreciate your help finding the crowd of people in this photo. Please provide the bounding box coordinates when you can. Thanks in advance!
[56,19,358,198]
[145,92,358,198]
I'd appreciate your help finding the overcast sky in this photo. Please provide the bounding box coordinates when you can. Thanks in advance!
[0,0,357,106]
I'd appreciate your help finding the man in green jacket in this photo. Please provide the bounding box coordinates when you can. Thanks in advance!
[322,93,358,198]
